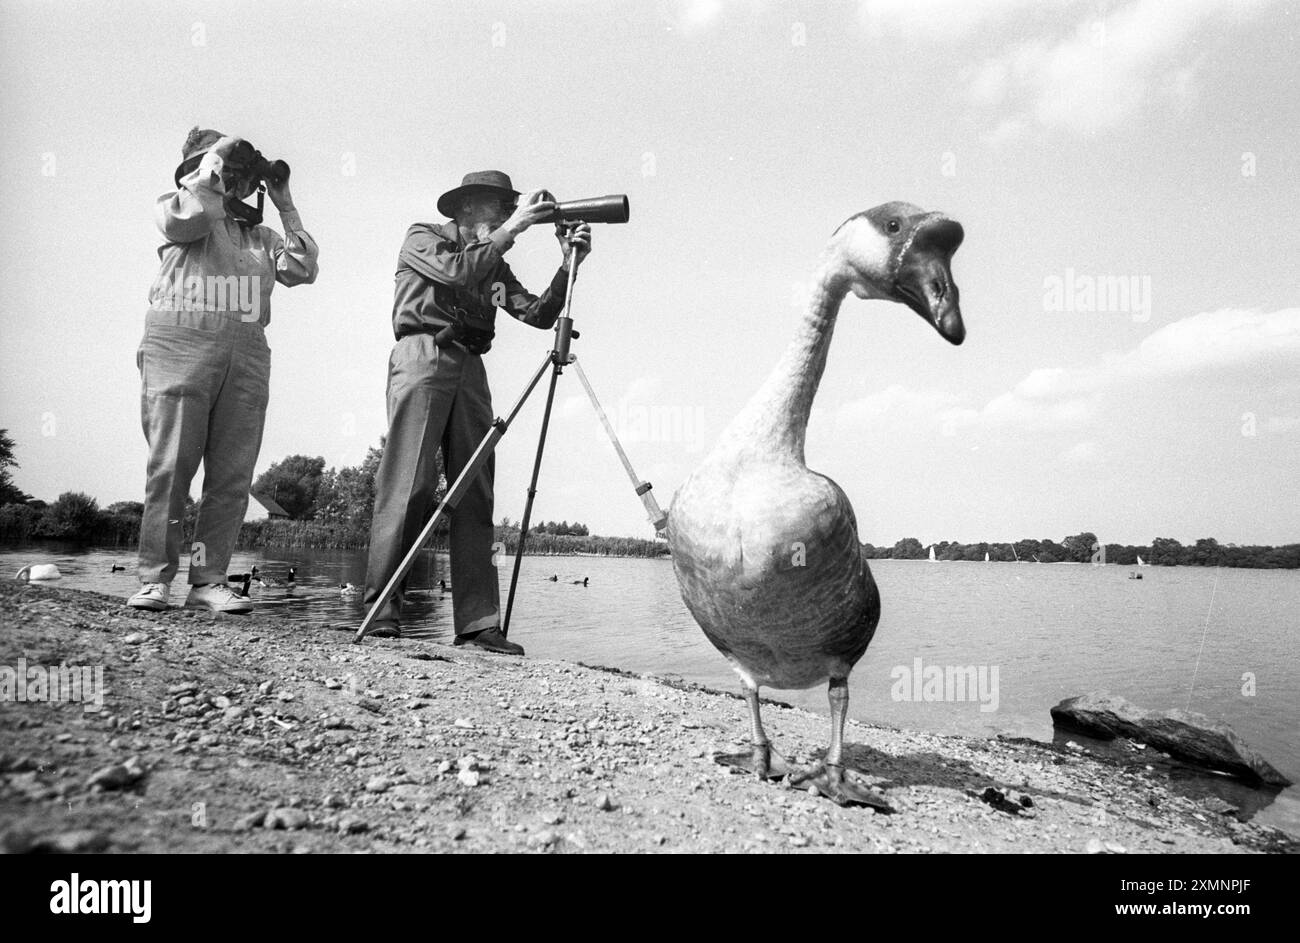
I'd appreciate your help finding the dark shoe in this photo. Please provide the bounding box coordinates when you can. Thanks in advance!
[453,627,524,656]
[367,619,401,639]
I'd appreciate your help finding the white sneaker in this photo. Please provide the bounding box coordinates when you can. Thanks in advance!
[128,582,170,611]
[184,583,254,614]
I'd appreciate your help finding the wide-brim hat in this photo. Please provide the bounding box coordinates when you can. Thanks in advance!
[437,170,519,219]
[174,127,226,187]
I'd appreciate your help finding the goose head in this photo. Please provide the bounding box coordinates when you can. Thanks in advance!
[833,202,966,345]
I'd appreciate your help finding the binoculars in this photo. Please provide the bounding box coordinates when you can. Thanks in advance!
[228,140,291,188]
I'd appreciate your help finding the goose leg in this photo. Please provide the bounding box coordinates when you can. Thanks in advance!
[714,682,789,780]
[789,677,893,811]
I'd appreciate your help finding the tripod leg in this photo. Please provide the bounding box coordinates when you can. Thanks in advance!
[354,352,553,643]
[502,358,563,638]
[570,356,668,532]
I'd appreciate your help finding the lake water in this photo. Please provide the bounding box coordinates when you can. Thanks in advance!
[5,543,1298,837]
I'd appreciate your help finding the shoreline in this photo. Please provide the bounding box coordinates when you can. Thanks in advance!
[1,580,1295,854]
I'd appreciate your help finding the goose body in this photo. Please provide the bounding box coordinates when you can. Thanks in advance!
[15,563,62,581]
[671,460,878,691]
[667,202,966,807]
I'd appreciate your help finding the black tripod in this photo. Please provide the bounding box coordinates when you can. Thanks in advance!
[354,252,666,644]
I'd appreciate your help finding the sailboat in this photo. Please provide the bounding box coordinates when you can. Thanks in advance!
[929,546,937,562]
[1136,555,1148,567]
[984,552,990,563]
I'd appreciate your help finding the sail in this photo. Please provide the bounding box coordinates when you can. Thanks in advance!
[1137,555,1146,566]
[929,546,936,562]
[985,552,990,562]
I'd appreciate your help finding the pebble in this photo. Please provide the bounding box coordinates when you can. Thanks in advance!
[364,776,392,793]
[236,811,266,830]
[595,792,616,812]
[266,808,309,830]
[20,829,111,853]
[338,816,369,835]
[527,830,559,849]
[1085,838,1127,854]
[258,681,274,696]
[86,756,146,791]
[122,633,147,645]
[457,769,481,787]
[454,718,474,729]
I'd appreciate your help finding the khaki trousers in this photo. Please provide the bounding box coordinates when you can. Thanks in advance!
[136,310,270,585]
[364,334,499,635]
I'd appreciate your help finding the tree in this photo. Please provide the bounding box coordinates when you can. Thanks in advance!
[0,429,32,505]
[106,501,144,517]
[38,491,100,539]
[1150,537,1184,566]
[892,537,924,560]
[317,444,384,529]
[1062,532,1099,563]
[1193,537,1223,567]
[253,455,326,520]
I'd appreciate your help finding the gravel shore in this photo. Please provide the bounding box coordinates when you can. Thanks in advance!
[1,580,1294,854]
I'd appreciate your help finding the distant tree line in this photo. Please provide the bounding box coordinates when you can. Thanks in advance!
[0,432,665,557]
[862,533,1300,569]
[1,431,1292,566]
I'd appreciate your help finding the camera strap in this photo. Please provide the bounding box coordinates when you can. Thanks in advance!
[225,187,266,227]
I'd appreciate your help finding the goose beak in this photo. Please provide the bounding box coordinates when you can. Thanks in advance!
[895,215,965,345]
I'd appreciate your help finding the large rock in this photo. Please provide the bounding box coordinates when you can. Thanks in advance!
[1050,692,1292,787]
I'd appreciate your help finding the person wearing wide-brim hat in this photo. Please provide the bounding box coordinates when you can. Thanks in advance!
[128,127,318,615]
[361,170,591,653]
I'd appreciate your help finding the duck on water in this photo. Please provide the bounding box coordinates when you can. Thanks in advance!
[668,203,966,808]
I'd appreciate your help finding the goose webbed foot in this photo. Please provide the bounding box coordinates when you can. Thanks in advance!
[714,743,791,780]
[788,762,893,811]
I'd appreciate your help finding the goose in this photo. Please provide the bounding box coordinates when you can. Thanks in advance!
[667,202,965,808]
[439,578,451,593]
[572,577,589,586]
[230,573,253,597]
[228,565,258,583]
[111,564,126,573]
[14,563,62,581]
[339,582,360,597]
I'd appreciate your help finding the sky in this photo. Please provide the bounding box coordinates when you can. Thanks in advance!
[0,0,1297,547]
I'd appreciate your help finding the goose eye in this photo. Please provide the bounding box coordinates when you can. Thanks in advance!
[887,219,900,234]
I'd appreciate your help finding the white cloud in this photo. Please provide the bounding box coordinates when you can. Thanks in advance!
[661,0,725,37]
[961,0,1276,139]
[1057,440,1103,465]
[859,0,1039,43]
[831,308,1300,437]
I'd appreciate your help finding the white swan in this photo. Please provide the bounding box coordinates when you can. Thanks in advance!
[15,563,62,581]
